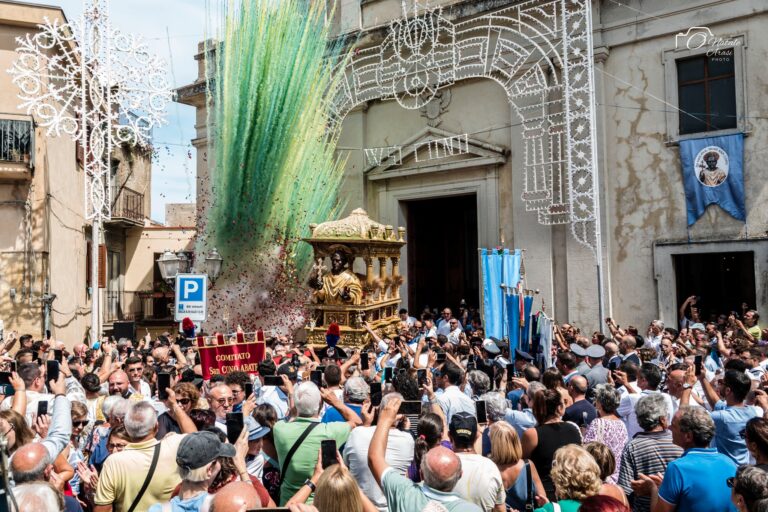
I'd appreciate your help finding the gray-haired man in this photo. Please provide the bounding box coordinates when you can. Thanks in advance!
[617,393,682,512]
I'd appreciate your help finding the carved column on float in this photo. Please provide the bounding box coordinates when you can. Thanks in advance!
[378,256,388,300]
[391,256,400,299]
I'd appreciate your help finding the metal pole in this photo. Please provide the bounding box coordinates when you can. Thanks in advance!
[91,219,100,344]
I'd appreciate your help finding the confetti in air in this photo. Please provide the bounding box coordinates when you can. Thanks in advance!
[201,0,348,334]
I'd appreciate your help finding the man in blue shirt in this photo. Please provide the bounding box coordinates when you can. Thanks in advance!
[633,406,736,512]
[691,368,757,464]
[322,376,367,423]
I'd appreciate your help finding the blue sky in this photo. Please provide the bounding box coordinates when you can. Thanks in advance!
[24,0,210,224]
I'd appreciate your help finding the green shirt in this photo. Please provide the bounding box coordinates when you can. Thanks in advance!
[381,467,483,512]
[535,499,582,512]
[273,417,351,505]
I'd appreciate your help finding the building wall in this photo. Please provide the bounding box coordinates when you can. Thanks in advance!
[0,5,90,343]
[165,203,196,227]
[596,0,768,327]
[125,227,196,292]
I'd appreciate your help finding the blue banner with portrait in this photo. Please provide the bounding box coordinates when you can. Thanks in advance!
[680,133,745,226]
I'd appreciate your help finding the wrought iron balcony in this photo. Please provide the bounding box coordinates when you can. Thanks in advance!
[0,119,33,180]
[109,187,144,226]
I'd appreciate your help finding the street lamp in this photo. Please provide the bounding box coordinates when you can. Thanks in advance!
[156,248,224,287]
[157,250,182,284]
[205,248,223,284]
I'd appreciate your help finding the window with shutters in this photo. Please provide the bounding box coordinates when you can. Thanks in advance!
[86,242,108,291]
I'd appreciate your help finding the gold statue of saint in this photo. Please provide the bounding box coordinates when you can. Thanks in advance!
[308,251,363,305]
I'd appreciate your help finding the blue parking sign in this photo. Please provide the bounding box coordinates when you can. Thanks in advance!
[175,274,208,321]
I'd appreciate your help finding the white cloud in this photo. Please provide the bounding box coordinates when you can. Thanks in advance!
[21,0,211,224]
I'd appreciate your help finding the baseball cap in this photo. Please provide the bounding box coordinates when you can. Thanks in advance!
[482,338,500,355]
[690,323,705,331]
[449,412,478,441]
[176,431,235,470]
[247,420,271,441]
[277,363,298,382]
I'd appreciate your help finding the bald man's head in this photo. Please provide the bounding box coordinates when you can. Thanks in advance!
[11,442,50,484]
[568,375,588,396]
[421,446,462,492]
[210,481,261,512]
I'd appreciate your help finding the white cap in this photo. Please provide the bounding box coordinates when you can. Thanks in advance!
[482,338,500,354]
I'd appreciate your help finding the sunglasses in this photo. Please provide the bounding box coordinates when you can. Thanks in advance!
[215,397,234,405]
[72,420,89,428]
[108,443,127,451]
[176,398,192,406]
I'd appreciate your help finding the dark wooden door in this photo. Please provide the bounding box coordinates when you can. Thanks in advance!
[405,194,479,316]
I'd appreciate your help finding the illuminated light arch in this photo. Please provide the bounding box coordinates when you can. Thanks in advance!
[330,0,602,257]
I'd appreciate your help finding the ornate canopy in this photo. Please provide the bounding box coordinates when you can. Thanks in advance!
[303,209,406,347]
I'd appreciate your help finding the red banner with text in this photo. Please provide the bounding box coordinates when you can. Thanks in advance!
[196,330,266,379]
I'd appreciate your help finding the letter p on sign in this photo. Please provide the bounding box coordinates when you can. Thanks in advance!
[183,279,199,300]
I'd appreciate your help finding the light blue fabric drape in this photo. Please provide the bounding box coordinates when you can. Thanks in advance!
[482,249,502,339]
[507,292,520,356]
[481,248,522,340]
[521,295,534,351]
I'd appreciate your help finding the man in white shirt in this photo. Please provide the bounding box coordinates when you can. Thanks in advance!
[449,412,505,512]
[645,320,664,354]
[125,356,153,401]
[435,361,475,423]
[436,308,453,336]
[343,393,414,511]
[0,361,84,426]
[616,364,674,439]
[447,319,463,345]
[398,309,417,327]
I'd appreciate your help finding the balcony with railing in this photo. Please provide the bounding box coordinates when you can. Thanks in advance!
[103,290,175,326]
[109,187,145,226]
[0,119,33,180]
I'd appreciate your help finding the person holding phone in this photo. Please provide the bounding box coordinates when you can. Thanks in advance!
[321,376,368,423]
[448,412,506,511]
[272,381,361,505]
[368,396,481,512]
[0,361,62,426]
[258,363,298,420]
[342,392,414,510]
[224,371,252,413]
[1,371,70,465]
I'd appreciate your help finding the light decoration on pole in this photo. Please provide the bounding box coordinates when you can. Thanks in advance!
[8,0,171,341]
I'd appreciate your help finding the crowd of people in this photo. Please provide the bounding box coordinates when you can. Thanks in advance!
[1,299,768,512]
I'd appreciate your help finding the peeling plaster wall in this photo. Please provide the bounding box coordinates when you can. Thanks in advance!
[599,5,768,325]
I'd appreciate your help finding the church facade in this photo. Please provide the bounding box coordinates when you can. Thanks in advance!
[177,0,768,331]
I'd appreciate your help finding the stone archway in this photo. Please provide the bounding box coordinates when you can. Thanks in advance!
[331,0,602,258]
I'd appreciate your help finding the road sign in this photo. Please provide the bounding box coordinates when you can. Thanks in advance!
[175,274,208,322]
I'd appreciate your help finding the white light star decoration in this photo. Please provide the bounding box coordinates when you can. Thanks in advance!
[8,0,171,220]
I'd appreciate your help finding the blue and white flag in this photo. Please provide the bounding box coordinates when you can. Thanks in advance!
[679,133,745,225]
[481,248,521,339]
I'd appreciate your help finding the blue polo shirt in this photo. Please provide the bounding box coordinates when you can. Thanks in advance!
[321,403,362,423]
[710,401,759,464]
[658,447,737,512]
